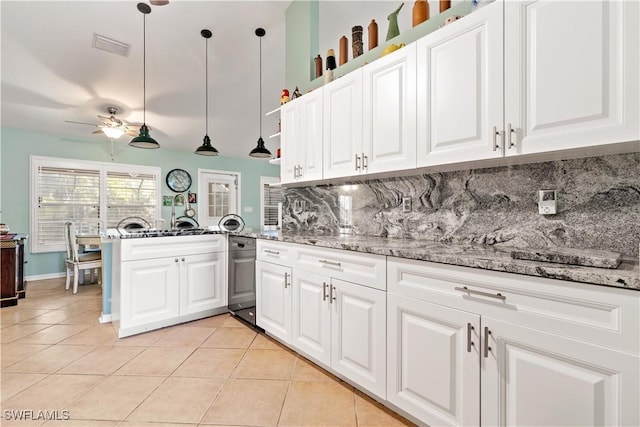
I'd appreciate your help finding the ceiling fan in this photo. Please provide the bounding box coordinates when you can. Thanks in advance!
[149,1,169,5]
[65,106,141,139]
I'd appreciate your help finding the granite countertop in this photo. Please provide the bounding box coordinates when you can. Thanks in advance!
[237,230,639,291]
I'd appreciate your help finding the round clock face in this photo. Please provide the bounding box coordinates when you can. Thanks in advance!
[166,169,192,193]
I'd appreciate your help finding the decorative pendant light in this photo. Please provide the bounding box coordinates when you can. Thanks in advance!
[194,29,219,156]
[249,27,271,158]
[129,3,160,149]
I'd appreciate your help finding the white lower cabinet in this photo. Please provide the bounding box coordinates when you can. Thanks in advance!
[112,235,227,338]
[256,259,292,344]
[387,292,480,426]
[387,257,640,426]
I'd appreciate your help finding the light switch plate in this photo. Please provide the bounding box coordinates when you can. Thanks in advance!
[244,207,253,213]
[538,190,557,215]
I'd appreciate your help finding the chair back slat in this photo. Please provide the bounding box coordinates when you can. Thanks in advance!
[64,221,80,262]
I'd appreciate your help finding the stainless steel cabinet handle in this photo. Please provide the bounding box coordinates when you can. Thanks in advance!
[298,164,303,178]
[492,126,501,151]
[284,272,290,288]
[483,326,492,358]
[363,153,368,169]
[319,259,341,267]
[264,249,280,255]
[294,165,298,178]
[507,123,516,149]
[355,154,361,170]
[467,323,475,353]
[323,282,328,301]
[455,286,506,301]
[329,285,337,303]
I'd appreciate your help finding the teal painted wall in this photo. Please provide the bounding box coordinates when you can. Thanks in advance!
[285,0,319,90]
[0,127,279,277]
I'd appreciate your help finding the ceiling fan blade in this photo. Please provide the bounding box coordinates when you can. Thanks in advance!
[92,129,104,135]
[150,0,169,5]
[125,129,139,136]
[65,120,98,127]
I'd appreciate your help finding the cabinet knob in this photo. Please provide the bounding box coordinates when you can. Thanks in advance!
[181,258,185,262]
[175,258,179,263]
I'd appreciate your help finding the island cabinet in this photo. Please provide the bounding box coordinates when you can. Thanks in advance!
[256,240,387,400]
[417,0,639,167]
[111,235,226,338]
[387,257,640,426]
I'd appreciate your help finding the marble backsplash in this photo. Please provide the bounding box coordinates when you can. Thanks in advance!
[281,153,640,257]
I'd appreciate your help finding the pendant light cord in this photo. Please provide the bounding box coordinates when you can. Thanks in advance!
[143,12,147,124]
[259,34,262,138]
[205,36,209,135]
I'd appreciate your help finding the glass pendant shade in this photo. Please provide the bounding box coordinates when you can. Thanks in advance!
[129,3,159,149]
[195,135,219,156]
[102,127,125,139]
[129,124,160,149]
[249,137,270,158]
[249,27,271,158]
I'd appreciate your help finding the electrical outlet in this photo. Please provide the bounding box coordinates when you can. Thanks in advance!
[538,190,557,215]
[402,197,412,213]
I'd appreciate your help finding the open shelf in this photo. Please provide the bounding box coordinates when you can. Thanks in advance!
[269,132,281,139]
[265,106,281,117]
[268,157,281,165]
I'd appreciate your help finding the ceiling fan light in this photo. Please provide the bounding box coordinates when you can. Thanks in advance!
[102,127,125,139]
[249,137,271,158]
[195,135,219,156]
[129,124,160,149]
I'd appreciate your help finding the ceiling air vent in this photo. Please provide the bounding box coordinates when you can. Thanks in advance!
[92,33,130,57]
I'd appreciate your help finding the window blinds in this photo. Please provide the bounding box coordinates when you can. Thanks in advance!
[106,171,158,228]
[263,183,283,227]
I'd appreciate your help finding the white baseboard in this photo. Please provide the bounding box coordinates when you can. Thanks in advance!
[99,313,112,323]
[25,272,65,281]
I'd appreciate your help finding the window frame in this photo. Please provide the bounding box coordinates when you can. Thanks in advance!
[30,155,161,253]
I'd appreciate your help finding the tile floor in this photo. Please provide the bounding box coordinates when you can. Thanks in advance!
[1,278,415,427]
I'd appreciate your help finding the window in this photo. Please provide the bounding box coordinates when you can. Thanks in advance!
[260,176,282,230]
[31,156,160,253]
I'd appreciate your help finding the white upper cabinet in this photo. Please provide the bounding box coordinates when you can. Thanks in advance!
[363,43,418,173]
[504,0,640,155]
[281,90,324,184]
[417,1,504,167]
[323,70,364,179]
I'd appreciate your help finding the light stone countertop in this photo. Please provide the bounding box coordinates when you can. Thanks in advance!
[238,230,640,291]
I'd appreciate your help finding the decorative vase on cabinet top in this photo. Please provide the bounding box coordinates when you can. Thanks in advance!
[412,0,429,27]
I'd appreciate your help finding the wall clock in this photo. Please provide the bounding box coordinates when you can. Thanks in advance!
[166,168,192,193]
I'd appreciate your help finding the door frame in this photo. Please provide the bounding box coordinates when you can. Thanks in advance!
[197,169,241,228]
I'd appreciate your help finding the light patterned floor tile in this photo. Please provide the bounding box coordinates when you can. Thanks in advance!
[1,344,51,369]
[279,380,357,427]
[3,344,95,374]
[13,324,92,345]
[127,377,224,424]
[292,357,337,382]
[172,348,245,378]
[58,346,146,375]
[1,324,52,344]
[200,327,256,349]
[232,348,296,380]
[1,373,48,402]
[249,333,286,350]
[151,327,214,348]
[354,390,416,426]
[114,347,194,376]
[2,374,104,414]
[182,313,229,329]
[200,379,288,426]
[65,375,164,420]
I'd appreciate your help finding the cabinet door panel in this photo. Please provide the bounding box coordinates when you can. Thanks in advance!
[504,0,639,155]
[121,258,180,328]
[363,43,417,174]
[323,70,363,179]
[331,278,386,399]
[482,318,640,426]
[387,293,480,427]
[256,260,292,343]
[292,271,331,366]
[300,90,324,182]
[417,2,503,166]
[280,102,298,184]
[180,252,225,315]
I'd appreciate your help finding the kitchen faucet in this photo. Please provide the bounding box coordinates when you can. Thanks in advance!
[170,193,187,230]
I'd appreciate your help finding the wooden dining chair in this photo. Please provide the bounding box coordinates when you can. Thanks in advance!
[64,222,102,294]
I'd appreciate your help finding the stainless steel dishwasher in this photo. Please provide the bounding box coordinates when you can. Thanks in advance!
[227,236,256,325]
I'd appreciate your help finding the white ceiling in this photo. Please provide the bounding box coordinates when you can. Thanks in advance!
[1,0,290,159]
